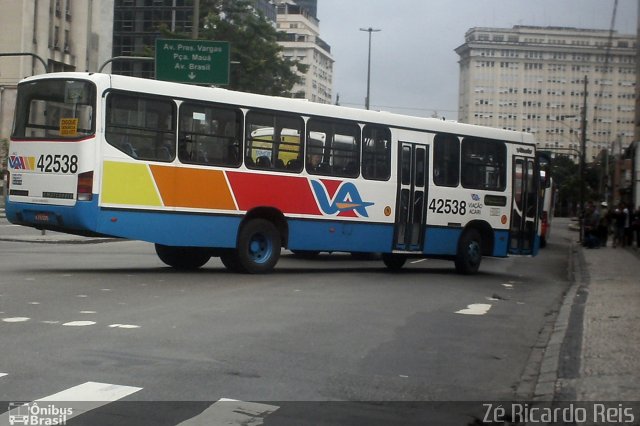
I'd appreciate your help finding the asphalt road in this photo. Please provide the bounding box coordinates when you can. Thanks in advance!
[0,217,573,425]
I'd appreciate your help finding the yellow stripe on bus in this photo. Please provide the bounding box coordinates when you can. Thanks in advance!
[101,161,163,207]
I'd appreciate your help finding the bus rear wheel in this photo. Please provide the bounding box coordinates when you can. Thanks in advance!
[235,219,281,274]
[454,229,482,275]
[382,253,406,271]
[155,244,211,270]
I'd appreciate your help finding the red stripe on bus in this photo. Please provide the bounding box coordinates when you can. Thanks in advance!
[226,172,321,215]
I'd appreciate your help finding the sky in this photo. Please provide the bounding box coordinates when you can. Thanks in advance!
[316,0,638,120]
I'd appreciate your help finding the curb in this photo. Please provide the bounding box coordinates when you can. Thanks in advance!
[519,240,583,401]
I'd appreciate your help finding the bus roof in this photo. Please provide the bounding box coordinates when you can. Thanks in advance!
[20,72,536,146]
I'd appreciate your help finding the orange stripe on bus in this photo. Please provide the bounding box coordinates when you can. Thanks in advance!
[149,165,237,211]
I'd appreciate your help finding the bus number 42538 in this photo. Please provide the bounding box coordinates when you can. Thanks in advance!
[428,198,467,215]
[37,154,78,174]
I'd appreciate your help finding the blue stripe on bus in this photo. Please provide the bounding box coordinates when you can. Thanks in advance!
[493,230,509,257]
[96,209,241,248]
[423,227,462,255]
[423,227,511,257]
[287,220,394,253]
[6,198,100,231]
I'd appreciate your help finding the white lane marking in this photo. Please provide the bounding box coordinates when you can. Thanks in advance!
[0,381,143,424]
[177,398,279,426]
[455,303,492,315]
[0,373,7,379]
[109,324,140,329]
[2,317,30,323]
[29,302,41,305]
[410,259,427,264]
[79,311,97,314]
[501,283,513,289]
[62,321,96,327]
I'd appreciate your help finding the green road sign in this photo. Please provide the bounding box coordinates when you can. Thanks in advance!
[155,39,230,85]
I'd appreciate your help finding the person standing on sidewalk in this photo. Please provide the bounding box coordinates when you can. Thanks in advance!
[597,201,610,247]
[632,206,640,249]
[583,201,601,248]
[613,203,626,248]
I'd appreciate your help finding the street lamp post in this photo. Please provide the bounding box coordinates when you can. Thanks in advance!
[360,27,381,110]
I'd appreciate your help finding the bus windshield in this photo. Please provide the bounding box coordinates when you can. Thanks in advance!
[12,79,96,140]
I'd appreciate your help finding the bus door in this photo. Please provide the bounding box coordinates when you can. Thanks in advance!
[394,142,429,251]
[509,156,539,255]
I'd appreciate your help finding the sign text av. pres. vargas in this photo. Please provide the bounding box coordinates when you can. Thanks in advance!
[155,39,230,85]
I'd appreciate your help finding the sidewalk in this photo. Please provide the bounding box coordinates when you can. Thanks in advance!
[552,221,640,401]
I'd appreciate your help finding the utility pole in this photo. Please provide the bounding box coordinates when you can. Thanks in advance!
[634,0,640,209]
[580,75,588,243]
[192,0,200,39]
[360,27,381,110]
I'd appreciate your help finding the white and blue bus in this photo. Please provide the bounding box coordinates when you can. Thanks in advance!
[5,72,544,274]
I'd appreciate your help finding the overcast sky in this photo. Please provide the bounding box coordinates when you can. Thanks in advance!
[316,0,637,120]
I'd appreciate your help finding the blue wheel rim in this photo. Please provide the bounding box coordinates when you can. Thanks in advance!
[249,233,272,264]
[467,241,480,264]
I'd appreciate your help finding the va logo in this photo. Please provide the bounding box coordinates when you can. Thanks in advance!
[8,155,35,170]
[311,180,374,217]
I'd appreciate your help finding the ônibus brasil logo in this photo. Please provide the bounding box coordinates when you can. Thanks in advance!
[310,180,374,217]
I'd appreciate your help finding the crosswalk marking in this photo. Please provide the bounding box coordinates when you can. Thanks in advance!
[177,398,279,426]
[0,381,142,424]
[0,380,279,425]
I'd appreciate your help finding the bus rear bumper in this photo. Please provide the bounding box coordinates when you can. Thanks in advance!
[5,197,100,234]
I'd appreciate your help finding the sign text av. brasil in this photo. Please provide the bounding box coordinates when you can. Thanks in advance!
[155,39,230,85]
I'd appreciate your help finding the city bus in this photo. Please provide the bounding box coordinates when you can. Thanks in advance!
[5,72,544,274]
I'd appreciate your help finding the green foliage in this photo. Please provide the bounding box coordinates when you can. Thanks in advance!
[187,0,304,96]
[550,155,606,216]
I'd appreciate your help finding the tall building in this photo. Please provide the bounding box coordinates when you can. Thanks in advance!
[0,0,114,141]
[456,26,636,163]
[112,0,194,78]
[275,0,333,104]
[112,0,278,78]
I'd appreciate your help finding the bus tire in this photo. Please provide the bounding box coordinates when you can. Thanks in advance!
[454,229,482,275]
[155,244,211,270]
[236,219,281,274]
[382,253,406,271]
[220,250,242,272]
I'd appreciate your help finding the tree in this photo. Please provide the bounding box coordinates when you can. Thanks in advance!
[197,0,305,96]
[551,155,580,216]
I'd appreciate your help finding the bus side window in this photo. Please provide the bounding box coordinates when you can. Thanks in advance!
[178,102,242,167]
[460,137,506,191]
[245,111,303,172]
[105,93,176,163]
[306,118,360,178]
[433,134,460,187]
[362,125,391,180]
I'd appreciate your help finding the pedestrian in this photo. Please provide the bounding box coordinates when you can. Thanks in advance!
[633,207,640,249]
[613,203,627,248]
[583,201,600,248]
[597,201,610,247]
[623,203,632,247]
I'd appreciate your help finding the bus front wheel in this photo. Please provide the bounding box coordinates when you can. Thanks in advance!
[235,219,281,274]
[454,229,482,275]
[155,244,211,270]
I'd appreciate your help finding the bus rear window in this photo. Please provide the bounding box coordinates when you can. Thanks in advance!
[12,79,96,140]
